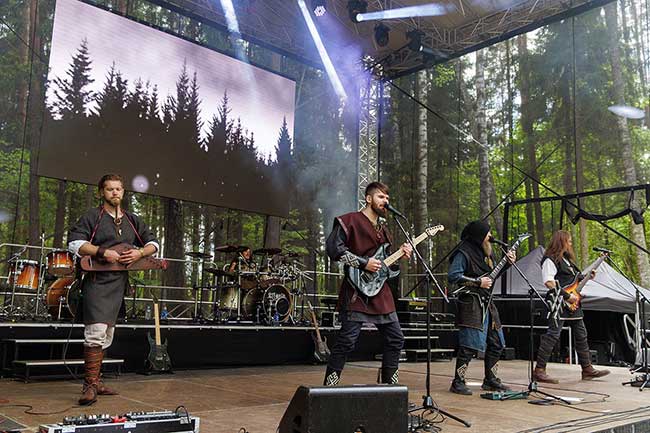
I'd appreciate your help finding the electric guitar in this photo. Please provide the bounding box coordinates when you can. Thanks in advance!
[80,243,168,272]
[307,300,330,363]
[550,252,608,314]
[346,225,445,297]
[145,301,172,373]
[454,233,530,320]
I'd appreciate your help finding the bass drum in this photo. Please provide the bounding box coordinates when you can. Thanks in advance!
[241,284,292,323]
[46,277,81,320]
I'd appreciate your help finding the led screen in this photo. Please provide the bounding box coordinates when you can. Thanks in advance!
[39,0,296,217]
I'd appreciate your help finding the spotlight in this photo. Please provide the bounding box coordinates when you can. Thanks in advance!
[312,0,326,16]
[374,23,390,47]
[347,0,367,23]
[406,29,423,51]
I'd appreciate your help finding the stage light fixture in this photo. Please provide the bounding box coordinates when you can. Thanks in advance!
[374,23,390,47]
[312,0,327,16]
[347,0,368,23]
[406,29,423,51]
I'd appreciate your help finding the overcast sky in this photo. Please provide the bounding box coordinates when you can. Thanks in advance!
[46,0,296,161]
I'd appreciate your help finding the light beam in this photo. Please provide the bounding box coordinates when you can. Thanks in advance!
[297,0,347,101]
[356,3,450,22]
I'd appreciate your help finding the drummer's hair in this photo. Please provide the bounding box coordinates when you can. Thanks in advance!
[98,174,124,191]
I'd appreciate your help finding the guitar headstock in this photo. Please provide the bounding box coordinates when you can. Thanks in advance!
[425,225,445,238]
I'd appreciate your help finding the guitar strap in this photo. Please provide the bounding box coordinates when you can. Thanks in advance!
[122,211,145,247]
[89,206,105,244]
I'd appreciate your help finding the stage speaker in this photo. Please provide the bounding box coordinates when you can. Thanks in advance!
[278,385,408,433]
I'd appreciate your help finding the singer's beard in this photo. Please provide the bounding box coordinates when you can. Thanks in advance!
[372,204,387,218]
[104,196,122,209]
[482,241,493,258]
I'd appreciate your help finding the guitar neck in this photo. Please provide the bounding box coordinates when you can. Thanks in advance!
[384,231,430,267]
[574,255,607,294]
[311,310,323,341]
[153,303,161,346]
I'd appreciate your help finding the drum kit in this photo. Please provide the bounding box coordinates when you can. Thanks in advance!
[188,245,311,325]
[1,238,79,320]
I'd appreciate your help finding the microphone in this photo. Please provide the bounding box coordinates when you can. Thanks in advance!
[384,203,407,219]
[593,247,613,254]
[489,236,509,248]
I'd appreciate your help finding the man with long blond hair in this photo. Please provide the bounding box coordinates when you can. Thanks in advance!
[533,230,610,383]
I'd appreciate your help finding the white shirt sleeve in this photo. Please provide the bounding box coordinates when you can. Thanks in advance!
[541,259,558,286]
[145,241,160,256]
[68,240,88,258]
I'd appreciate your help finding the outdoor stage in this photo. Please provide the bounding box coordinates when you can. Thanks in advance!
[1,360,647,433]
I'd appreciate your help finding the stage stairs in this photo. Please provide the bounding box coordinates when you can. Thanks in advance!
[396,300,457,362]
[1,338,124,382]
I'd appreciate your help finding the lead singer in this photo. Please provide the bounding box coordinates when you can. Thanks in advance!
[68,174,159,405]
[323,181,412,386]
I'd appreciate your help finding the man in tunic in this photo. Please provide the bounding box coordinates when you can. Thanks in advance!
[68,174,159,405]
[323,181,412,386]
[447,220,514,395]
[533,230,610,383]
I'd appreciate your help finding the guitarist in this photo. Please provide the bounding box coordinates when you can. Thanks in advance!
[533,230,610,384]
[323,181,412,386]
[448,220,515,395]
[68,174,159,405]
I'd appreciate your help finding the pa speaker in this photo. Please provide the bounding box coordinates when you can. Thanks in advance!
[278,384,408,433]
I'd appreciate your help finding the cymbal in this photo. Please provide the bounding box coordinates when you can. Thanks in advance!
[185,251,213,259]
[203,268,235,278]
[253,247,282,255]
[214,245,249,254]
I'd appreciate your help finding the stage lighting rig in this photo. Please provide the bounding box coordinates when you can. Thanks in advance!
[406,29,424,51]
[374,23,390,47]
[312,0,327,16]
[348,0,368,23]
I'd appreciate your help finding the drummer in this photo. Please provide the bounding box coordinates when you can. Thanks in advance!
[228,247,254,273]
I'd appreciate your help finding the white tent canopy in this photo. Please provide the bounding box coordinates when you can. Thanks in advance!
[495,246,650,313]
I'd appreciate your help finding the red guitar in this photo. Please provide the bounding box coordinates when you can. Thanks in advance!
[80,243,168,272]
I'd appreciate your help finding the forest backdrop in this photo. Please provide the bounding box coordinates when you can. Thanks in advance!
[1,0,649,307]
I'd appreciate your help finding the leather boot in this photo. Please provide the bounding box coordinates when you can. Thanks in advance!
[533,367,559,384]
[96,351,119,396]
[323,367,341,386]
[581,365,610,380]
[483,352,510,391]
[79,346,102,406]
[449,356,472,396]
[380,367,399,384]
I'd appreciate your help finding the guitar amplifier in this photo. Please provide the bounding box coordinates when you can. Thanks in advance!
[38,410,199,433]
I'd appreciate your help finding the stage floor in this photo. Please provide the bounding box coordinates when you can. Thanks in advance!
[1,360,647,433]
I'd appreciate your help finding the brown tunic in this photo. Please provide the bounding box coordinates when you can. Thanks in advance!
[335,211,396,315]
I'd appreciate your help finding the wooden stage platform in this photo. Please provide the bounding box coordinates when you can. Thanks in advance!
[1,360,648,433]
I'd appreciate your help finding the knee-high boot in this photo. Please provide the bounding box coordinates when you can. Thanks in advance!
[79,346,102,406]
[96,350,119,396]
[323,366,341,386]
[449,347,473,395]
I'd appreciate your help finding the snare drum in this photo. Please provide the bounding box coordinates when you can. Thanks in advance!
[46,249,75,276]
[8,260,40,290]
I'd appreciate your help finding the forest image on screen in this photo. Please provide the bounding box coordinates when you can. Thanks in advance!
[39,0,296,217]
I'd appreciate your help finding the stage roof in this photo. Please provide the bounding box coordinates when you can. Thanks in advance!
[153,0,615,78]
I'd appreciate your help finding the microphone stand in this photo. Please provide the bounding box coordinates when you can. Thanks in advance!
[390,212,469,428]
[608,257,650,391]
[502,247,573,404]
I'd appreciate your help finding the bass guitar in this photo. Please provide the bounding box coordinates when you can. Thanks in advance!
[80,243,168,272]
[549,252,609,316]
[145,301,172,373]
[347,225,445,297]
[307,300,330,363]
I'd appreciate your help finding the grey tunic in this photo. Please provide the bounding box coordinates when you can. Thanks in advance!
[68,207,158,325]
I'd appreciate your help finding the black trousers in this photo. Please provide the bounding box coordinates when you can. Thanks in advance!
[327,318,404,372]
[536,318,590,368]
[455,324,504,382]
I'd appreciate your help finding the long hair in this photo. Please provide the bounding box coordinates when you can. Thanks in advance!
[545,230,575,263]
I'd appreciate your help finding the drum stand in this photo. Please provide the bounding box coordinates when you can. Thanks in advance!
[1,245,28,318]
[33,233,49,319]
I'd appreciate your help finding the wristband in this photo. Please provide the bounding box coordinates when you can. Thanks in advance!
[97,246,106,258]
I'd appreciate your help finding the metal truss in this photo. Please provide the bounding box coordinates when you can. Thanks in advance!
[357,75,380,210]
[148,0,614,78]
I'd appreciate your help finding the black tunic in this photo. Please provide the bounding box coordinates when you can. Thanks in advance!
[68,207,158,325]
